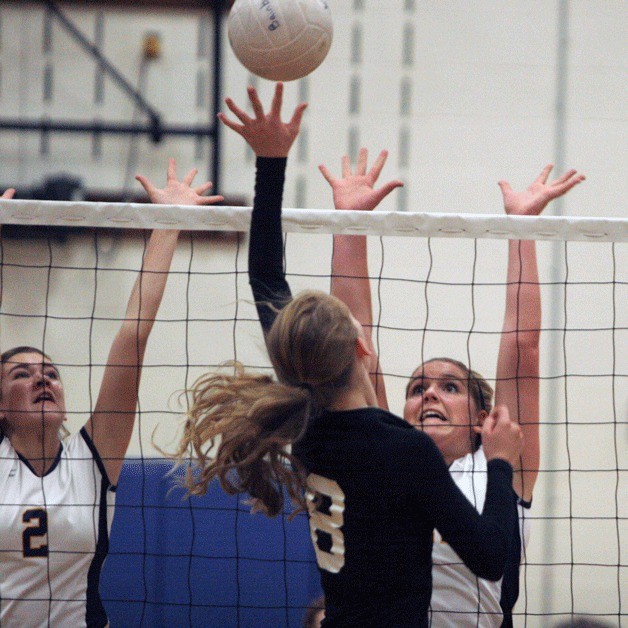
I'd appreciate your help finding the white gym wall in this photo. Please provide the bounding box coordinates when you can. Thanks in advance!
[0,2,625,625]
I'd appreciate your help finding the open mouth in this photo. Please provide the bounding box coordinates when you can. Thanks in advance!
[34,392,54,404]
[421,410,447,423]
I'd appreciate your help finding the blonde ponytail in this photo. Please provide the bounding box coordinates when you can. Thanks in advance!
[174,291,359,517]
[174,363,312,516]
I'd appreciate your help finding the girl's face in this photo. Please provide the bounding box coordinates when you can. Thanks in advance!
[0,352,67,436]
[403,360,486,465]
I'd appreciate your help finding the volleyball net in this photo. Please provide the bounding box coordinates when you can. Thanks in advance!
[1,200,626,626]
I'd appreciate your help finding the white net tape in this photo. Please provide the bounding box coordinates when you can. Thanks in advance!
[2,199,626,242]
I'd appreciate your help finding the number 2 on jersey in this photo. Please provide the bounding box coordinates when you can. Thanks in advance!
[23,508,49,557]
[305,473,345,573]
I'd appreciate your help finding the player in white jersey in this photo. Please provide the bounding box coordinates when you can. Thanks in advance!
[323,155,585,626]
[0,165,222,627]
[429,446,532,626]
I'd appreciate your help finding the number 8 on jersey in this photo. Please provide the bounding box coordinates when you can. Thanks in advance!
[305,473,346,573]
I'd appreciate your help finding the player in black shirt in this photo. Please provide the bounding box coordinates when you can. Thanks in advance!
[174,84,523,627]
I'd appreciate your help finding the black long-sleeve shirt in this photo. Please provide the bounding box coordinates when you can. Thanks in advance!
[247,157,516,627]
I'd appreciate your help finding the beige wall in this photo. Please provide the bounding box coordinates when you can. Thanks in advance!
[0,2,626,624]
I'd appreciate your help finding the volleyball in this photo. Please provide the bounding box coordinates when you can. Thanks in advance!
[227,0,333,82]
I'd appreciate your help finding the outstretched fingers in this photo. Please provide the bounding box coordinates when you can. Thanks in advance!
[549,169,586,199]
[248,85,266,120]
[197,193,224,205]
[368,150,390,182]
[338,148,392,183]
[135,174,157,197]
[223,96,252,126]
[551,168,577,185]
[289,102,308,131]
[194,181,212,196]
[182,167,199,187]
[194,181,224,203]
[535,164,554,185]
[269,82,284,119]
[341,154,352,178]
[136,158,223,206]
[1,188,16,200]
[166,157,179,182]
[374,179,404,205]
[318,163,337,186]
[497,180,512,195]
[356,147,368,176]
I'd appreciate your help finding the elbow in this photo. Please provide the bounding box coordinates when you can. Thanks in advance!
[468,557,506,582]
[118,323,150,353]
[503,331,540,354]
[519,334,541,354]
[475,562,505,582]
[463,539,509,581]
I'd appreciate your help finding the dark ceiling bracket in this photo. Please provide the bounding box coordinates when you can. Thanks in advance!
[0,0,227,191]
[45,0,163,140]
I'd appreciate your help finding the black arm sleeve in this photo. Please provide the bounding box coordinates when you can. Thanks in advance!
[248,156,293,336]
[409,433,516,581]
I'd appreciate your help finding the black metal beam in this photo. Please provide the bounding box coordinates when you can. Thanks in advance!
[0,119,216,139]
[1,0,228,192]
[211,0,225,192]
[45,1,163,139]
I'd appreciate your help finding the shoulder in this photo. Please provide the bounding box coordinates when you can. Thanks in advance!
[61,429,91,455]
[330,406,420,438]
[64,429,114,487]
[450,448,491,474]
[306,407,443,469]
[358,407,446,462]
[0,431,15,463]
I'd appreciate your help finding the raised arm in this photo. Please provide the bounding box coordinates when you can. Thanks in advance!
[320,148,403,409]
[495,164,585,501]
[218,83,307,335]
[86,159,223,484]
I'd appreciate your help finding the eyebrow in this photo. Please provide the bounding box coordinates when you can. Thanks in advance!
[409,372,467,384]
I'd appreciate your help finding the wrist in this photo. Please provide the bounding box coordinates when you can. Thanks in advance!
[255,150,290,158]
[487,456,514,474]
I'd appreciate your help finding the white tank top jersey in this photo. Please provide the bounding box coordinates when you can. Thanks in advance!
[0,428,116,628]
[429,448,531,628]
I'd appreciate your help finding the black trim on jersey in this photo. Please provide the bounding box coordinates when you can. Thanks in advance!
[15,442,63,477]
[84,472,110,627]
[80,426,117,492]
[499,496,532,626]
[80,427,112,627]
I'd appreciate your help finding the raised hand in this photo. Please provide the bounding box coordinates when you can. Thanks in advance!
[1,188,15,199]
[498,164,585,217]
[480,405,523,468]
[218,82,307,157]
[136,158,223,206]
[319,147,403,211]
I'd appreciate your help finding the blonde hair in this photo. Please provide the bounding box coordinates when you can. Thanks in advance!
[173,291,359,517]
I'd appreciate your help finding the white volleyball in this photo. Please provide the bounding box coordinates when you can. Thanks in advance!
[227,0,333,82]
